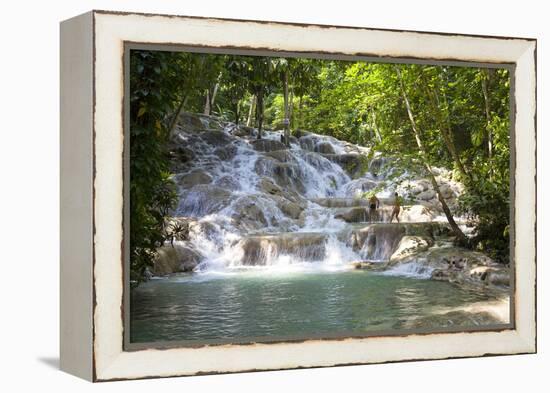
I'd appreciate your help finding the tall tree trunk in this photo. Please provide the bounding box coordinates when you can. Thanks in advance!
[256,90,264,139]
[204,72,222,116]
[481,69,493,160]
[297,95,303,130]
[234,100,240,125]
[246,95,256,127]
[420,70,471,183]
[395,66,467,244]
[282,71,290,146]
[289,88,294,130]
[168,95,188,136]
[370,107,382,143]
[433,84,471,182]
[211,81,220,113]
[203,89,210,115]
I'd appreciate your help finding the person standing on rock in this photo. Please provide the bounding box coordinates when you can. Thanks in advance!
[389,192,401,223]
[368,193,380,221]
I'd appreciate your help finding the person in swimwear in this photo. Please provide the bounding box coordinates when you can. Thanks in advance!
[368,192,380,221]
[389,192,401,223]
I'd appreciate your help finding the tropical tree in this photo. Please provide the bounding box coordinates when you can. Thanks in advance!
[246,56,278,138]
[129,50,179,282]
[221,56,249,124]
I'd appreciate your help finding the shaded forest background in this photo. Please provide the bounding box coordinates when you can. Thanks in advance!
[129,50,511,281]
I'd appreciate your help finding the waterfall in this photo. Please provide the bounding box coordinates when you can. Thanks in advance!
[165,113,455,274]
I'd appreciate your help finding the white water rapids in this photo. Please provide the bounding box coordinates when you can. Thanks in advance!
[167,114,461,277]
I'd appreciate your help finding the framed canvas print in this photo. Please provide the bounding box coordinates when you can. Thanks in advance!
[60,10,537,381]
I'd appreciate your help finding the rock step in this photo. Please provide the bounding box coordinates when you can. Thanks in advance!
[311,196,402,208]
[334,206,392,223]
[332,204,443,223]
[237,232,328,265]
[348,222,452,262]
[310,197,369,208]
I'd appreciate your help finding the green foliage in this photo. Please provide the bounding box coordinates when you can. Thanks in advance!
[129,50,179,282]
[220,56,250,124]
[457,107,511,263]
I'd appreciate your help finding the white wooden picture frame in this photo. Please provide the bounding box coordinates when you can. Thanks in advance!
[60,10,536,381]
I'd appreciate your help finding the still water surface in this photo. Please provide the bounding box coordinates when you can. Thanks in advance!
[130,268,504,344]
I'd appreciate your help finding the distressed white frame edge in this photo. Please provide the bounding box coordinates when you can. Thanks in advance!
[60,11,94,381]
[61,10,536,381]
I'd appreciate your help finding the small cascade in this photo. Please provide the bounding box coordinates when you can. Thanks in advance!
[236,232,328,266]
[382,262,434,279]
[353,224,407,261]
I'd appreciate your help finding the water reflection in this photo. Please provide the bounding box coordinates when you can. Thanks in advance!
[130,271,507,343]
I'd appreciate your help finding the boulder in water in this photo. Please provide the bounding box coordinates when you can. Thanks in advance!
[153,244,203,275]
[176,184,234,217]
[251,139,288,152]
[259,176,283,196]
[387,245,509,289]
[200,130,234,147]
[265,150,295,163]
[258,177,304,205]
[417,179,431,191]
[177,169,213,188]
[417,189,436,201]
[214,144,238,160]
[171,145,195,164]
[214,175,241,190]
[277,199,304,219]
[323,153,367,178]
[298,134,320,151]
[293,129,312,139]
[174,112,209,132]
[485,269,510,286]
[232,125,257,137]
[229,195,271,231]
[351,261,386,270]
[335,207,369,223]
[467,265,510,286]
[315,141,336,154]
[255,157,305,195]
[273,163,304,192]
[390,235,433,261]
[398,204,438,222]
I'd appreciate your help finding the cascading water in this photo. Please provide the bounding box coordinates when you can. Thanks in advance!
[167,113,456,276]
